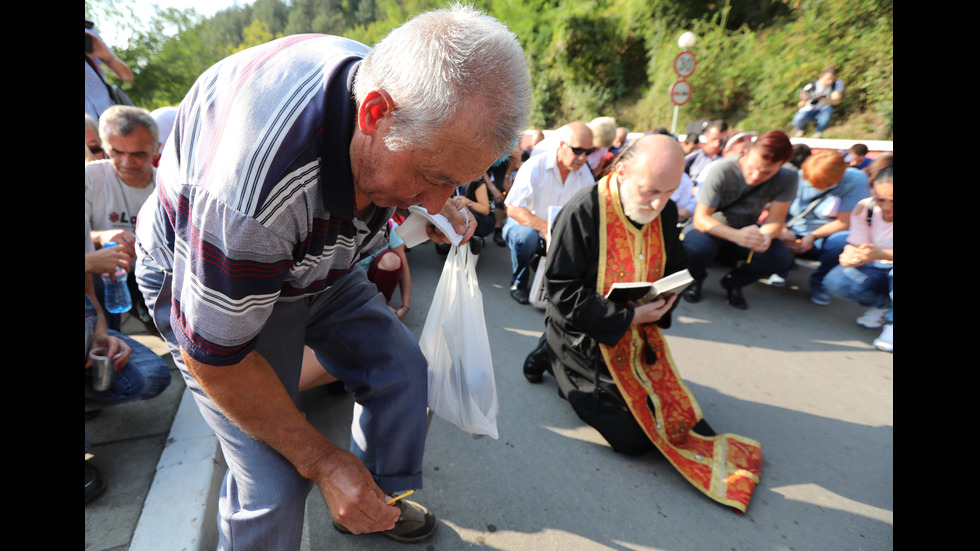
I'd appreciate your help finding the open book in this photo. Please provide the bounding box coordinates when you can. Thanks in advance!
[604,269,694,304]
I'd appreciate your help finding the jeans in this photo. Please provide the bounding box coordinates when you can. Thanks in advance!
[502,217,542,290]
[823,265,893,324]
[792,105,835,133]
[682,226,794,288]
[85,295,171,455]
[84,296,171,409]
[777,231,848,291]
[137,264,428,551]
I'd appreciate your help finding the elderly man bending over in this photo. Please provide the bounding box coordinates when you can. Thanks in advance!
[134,4,531,548]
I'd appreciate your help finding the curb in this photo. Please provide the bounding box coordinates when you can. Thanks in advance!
[130,388,226,551]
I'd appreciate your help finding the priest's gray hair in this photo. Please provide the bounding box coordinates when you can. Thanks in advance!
[354,2,531,161]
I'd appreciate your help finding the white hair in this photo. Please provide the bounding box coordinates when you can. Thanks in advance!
[354,2,531,160]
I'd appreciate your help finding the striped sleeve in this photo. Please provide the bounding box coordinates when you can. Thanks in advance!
[144,35,370,366]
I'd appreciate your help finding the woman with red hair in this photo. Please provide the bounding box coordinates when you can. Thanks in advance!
[768,149,870,304]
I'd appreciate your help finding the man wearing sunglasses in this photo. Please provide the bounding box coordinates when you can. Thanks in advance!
[503,121,596,304]
[85,113,107,161]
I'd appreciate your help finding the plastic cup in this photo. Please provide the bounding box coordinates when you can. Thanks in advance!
[89,347,120,391]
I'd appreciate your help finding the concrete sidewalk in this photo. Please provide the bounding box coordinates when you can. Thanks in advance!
[84,235,893,550]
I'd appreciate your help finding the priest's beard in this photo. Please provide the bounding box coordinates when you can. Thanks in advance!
[622,200,660,225]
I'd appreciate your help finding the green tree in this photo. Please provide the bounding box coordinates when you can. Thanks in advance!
[91,0,893,139]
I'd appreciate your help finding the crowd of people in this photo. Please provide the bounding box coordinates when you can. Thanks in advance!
[500,121,891,349]
[85,5,891,547]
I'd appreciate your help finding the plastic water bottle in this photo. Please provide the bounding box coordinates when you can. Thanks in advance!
[101,241,132,314]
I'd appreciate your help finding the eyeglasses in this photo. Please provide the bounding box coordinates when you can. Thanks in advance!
[566,144,596,156]
[88,145,104,156]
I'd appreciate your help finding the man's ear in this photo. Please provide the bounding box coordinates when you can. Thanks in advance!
[358,89,395,135]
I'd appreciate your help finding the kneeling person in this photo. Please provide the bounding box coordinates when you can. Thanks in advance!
[538,134,762,512]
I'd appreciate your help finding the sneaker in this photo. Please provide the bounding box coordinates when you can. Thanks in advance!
[873,325,893,353]
[334,498,436,543]
[856,307,887,329]
[767,274,786,287]
[793,129,804,138]
[813,131,824,139]
[809,287,831,305]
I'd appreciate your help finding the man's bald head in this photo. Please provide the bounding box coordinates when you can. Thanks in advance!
[615,134,685,224]
[557,121,594,172]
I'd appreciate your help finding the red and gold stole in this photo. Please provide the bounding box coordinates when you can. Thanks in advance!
[595,174,762,513]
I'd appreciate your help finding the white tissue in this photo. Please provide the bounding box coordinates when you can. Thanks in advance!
[395,205,468,248]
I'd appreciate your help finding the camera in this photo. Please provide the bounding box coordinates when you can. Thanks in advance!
[85,19,95,53]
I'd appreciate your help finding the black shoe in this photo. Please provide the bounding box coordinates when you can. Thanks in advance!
[510,287,529,304]
[334,498,436,543]
[682,279,703,303]
[493,229,506,247]
[523,336,550,383]
[720,273,748,309]
[85,461,106,504]
[468,235,484,255]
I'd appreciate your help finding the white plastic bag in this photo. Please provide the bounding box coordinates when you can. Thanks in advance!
[419,243,499,439]
[529,257,548,310]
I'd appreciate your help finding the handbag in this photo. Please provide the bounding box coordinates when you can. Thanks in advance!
[419,243,499,438]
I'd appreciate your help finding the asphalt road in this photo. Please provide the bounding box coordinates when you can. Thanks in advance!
[298,236,893,551]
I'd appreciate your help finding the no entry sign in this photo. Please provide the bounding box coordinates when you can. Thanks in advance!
[670,79,692,106]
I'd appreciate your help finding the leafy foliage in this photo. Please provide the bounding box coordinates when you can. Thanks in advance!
[86,0,893,139]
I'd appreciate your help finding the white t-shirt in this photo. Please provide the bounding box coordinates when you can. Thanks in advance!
[85,160,156,235]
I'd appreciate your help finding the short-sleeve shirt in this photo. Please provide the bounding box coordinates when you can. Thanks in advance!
[787,167,869,236]
[504,150,595,219]
[134,35,390,367]
[697,156,798,228]
[85,29,116,121]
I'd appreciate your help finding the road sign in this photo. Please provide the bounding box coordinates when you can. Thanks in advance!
[673,50,697,78]
[670,79,692,106]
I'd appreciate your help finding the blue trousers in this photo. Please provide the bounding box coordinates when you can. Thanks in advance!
[792,105,835,133]
[776,231,849,290]
[682,227,794,288]
[137,266,428,551]
[824,265,893,324]
[85,295,171,455]
[502,217,541,290]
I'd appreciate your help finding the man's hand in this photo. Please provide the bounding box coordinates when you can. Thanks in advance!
[94,229,138,259]
[312,448,401,534]
[86,246,131,278]
[734,226,770,252]
[426,197,476,245]
[629,294,678,326]
[184,349,401,535]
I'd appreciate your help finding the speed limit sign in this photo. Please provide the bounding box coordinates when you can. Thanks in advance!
[673,50,697,78]
[670,79,692,106]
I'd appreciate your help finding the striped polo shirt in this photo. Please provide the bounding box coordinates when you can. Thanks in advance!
[135,35,393,367]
